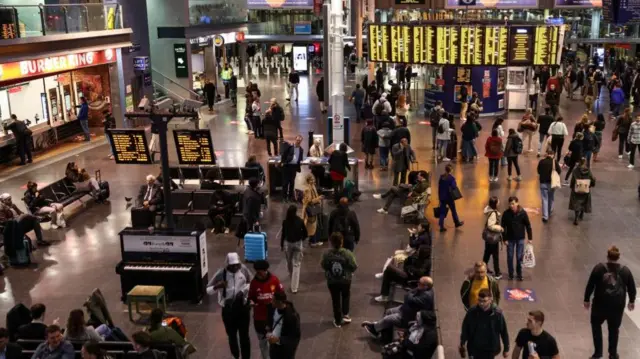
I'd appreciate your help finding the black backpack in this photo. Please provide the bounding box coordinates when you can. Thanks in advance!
[512,136,523,154]
[374,100,385,116]
[602,264,627,305]
[325,250,348,281]
[437,121,445,134]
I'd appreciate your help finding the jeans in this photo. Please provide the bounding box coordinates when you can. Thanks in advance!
[374,305,403,332]
[222,302,251,359]
[630,143,640,165]
[538,134,547,152]
[507,157,521,176]
[393,170,407,186]
[244,116,253,131]
[506,239,525,278]
[539,183,555,220]
[252,116,263,137]
[612,103,622,117]
[254,320,269,359]
[381,186,408,211]
[482,242,500,276]
[308,229,320,244]
[354,103,362,122]
[265,136,278,156]
[618,132,629,155]
[380,265,408,296]
[438,200,461,229]
[488,158,499,178]
[281,166,297,200]
[461,140,475,160]
[529,94,538,110]
[288,83,299,100]
[327,281,351,324]
[437,139,449,159]
[379,147,390,167]
[584,150,593,168]
[79,119,90,141]
[284,240,303,292]
[333,179,344,203]
[591,307,624,358]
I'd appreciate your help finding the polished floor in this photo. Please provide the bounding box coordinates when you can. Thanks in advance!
[1,72,640,359]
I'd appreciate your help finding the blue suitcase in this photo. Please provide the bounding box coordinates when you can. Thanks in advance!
[244,232,267,262]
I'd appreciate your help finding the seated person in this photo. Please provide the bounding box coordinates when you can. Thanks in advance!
[362,277,434,339]
[131,330,167,359]
[374,220,432,279]
[373,170,430,214]
[156,172,179,191]
[374,245,432,303]
[32,325,74,359]
[65,162,100,197]
[81,340,111,359]
[398,310,439,359]
[0,328,22,357]
[0,193,48,246]
[147,308,196,357]
[18,303,53,340]
[209,189,235,234]
[242,178,264,235]
[63,309,103,342]
[24,181,66,229]
[132,175,164,228]
[245,155,265,183]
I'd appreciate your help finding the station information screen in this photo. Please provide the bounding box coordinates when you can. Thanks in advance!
[412,25,436,64]
[389,25,411,63]
[173,130,215,165]
[534,25,560,66]
[509,26,534,66]
[484,26,509,66]
[108,129,152,165]
[460,26,484,66]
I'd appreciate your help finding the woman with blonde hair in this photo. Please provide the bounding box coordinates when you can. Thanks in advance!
[573,113,592,136]
[395,94,410,126]
[302,174,324,248]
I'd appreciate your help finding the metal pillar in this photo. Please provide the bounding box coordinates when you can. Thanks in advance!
[323,1,330,114]
[356,0,362,58]
[367,0,375,82]
[330,0,345,144]
[154,116,174,227]
[591,9,601,40]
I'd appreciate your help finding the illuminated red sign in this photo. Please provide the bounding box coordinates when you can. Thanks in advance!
[0,49,116,83]
[236,31,245,42]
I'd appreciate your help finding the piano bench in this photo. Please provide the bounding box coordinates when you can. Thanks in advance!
[126,285,167,322]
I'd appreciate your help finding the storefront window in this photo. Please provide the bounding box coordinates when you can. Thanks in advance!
[6,79,45,127]
[0,90,9,122]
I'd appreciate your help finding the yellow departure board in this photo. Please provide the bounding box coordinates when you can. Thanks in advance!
[534,26,560,66]
[435,26,459,65]
[108,129,152,165]
[460,26,484,66]
[390,25,411,63]
[173,130,215,165]
[509,27,534,66]
[483,26,508,66]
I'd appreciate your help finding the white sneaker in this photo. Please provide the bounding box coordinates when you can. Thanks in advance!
[377,208,388,214]
[618,155,623,159]
[628,164,635,169]
[51,224,58,230]
[442,157,451,162]
[374,273,384,279]
[626,152,631,156]
[515,176,522,182]
[374,295,389,303]
[507,176,512,181]
[224,228,230,234]
[372,193,382,199]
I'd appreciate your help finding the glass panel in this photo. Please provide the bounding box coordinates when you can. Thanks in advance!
[6,79,45,128]
[189,0,247,26]
[3,6,44,37]
[43,7,67,34]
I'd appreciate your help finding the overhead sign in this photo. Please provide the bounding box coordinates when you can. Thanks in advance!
[396,0,426,3]
[554,0,602,7]
[108,129,152,165]
[604,0,640,24]
[173,43,188,78]
[533,25,561,66]
[248,0,314,8]
[446,0,538,7]
[133,56,150,72]
[293,46,308,72]
[509,27,533,66]
[173,130,215,165]
[0,49,116,84]
[294,21,312,35]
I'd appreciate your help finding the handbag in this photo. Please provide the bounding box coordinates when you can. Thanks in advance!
[574,178,591,194]
[550,159,561,189]
[523,243,536,268]
[433,204,448,218]
[449,186,463,201]
[305,203,322,217]
[482,211,502,245]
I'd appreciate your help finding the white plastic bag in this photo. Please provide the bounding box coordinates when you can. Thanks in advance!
[523,243,536,268]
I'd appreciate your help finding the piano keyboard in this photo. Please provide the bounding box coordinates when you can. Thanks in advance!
[123,264,192,272]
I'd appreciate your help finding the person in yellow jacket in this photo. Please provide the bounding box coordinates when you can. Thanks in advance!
[221,65,233,99]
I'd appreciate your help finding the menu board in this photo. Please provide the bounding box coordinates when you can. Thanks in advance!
[173,130,215,165]
[108,129,152,165]
[509,27,534,66]
[460,26,484,65]
[534,26,560,66]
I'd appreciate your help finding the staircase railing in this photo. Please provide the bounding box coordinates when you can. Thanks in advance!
[151,68,202,101]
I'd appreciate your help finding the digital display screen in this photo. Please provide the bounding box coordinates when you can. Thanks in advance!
[460,26,484,66]
[292,46,308,72]
[173,130,215,165]
[390,25,412,63]
[554,0,602,7]
[509,27,534,66]
[446,0,539,7]
[108,129,152,164]
[534,26,560,66]
[412,25,436,64]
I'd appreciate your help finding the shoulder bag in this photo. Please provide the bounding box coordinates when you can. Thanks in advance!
[449,186,463,201]
[306,201,323,217]
[482,211,502,245]
[550,159,562,189]
[575,178,591,194]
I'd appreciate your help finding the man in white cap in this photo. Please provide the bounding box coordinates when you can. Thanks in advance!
[207,252,253,359]
[0,193,48,246]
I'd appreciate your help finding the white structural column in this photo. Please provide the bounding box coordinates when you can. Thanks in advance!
[368,0,375,82]
[329,0,346,143]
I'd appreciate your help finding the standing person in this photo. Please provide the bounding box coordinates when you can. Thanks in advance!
[584,246,636,359]
[395,95,410,126]
[251,97,263,139]
[436,113,453,161]
[267,292,301,359]
[582,124,598,168]
[569,158,595,225]
[545,85,559,117]
[270,98,285,139]
[244,93,255,135]
[206,253,253,359]
[367,81,378,105]
[537,149,561,223]
[376,66,385,93]
[493,117,508,166]
[461,118,480,163]
[593,113,606,163]
[575,65,586,97]
[328,198,360,252]
[316,77,327,114]
[528,79,539,111]
[481,197,504,278]
[548,116,569,160]
[405,65,413,91]
[430,102,444,149]
[459,85,469,121]
[287,69,300,102]
[564,132,584,185]
[280,135,304,203]
[610,81,625,118]
[204,78,216,112]
[249,260,284,359]
[460,261,501,310]
[535,66,551,92]
[350,84,365,123]
[280,205,307,294]
[511,311,560,359]
[262,109,279,157]
[321,233,358,328]
[504,129,523,182]
[377,124,392,171]
[537,108,554,157]
[485,130,503,182]
[302,174,324,248]
[328,143,351,203]
[626,115,640,169]
[391,138,416,186]
[584,77,597,114]
[308,140,325,187]
[221,65,232,99]
[614,107,632,158]
[391,115,411,146]
[4,115,33,165]
[437,164,464,232]
[101,110,115,159]
[518,109,537,153]
[230,72,238,107]
[459,289,510,359]
[361,119,378,169]
[77,97,90,141]
[501,196,533,281]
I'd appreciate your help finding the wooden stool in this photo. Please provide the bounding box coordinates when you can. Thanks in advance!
[126,285,167,322]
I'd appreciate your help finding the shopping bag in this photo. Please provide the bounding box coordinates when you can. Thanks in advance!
[523,244,536,268]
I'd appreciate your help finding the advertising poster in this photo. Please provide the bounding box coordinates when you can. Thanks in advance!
[482,70,491,99]
[446,0,538,8]
[454,85,472,103]
[505,288,537,302]
[497,68,507,95]
[293,46,308,72]
[248,0,313,9]
[554,0,602,7]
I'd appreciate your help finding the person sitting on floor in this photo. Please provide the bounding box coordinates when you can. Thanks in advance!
[147,308,196,357]
[374,244,432,303]
[0,193,49,246]
[374,220,432,279]
[373,170,430,214]
[362,277,434,340]
[24,181,66,229]
[208,189,235,234]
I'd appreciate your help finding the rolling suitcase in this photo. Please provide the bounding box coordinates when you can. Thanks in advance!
[446,133,458,161]
[10,237,32,266]
[95,170,110,201]
[244,225,267,262]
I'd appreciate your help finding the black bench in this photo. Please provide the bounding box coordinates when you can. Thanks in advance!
[18,339,179,359]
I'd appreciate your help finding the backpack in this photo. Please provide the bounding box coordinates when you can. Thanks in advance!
[163,316,187,338]
[512,136,523,154]
[488,140,501,155]
[429,109,441,126]
[602,264,627,305]
[374,100,385,116]
[325,250,348,281]
[437,121,445,134]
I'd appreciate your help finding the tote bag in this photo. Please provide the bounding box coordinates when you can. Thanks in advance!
[523,244,536,268]
[575,178,591,194]
[551,160,561,189]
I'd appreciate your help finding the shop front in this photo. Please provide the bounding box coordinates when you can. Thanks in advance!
[189,31,245,94]
[0,49,121,162]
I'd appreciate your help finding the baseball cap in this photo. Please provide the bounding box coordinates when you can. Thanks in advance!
[226,252,240,265]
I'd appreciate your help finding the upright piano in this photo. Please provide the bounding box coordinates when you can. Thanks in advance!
[115,228,208,303]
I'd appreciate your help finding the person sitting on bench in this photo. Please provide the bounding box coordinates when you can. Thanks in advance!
[130,175,163,228]
[245,155,265,183]
[209,189,235,234]
[65,162,100,197]
[373,170,430,214]
[373,220,432,279]
[0,193,49,246]
[24,181,66,229]
[373,244,431,303]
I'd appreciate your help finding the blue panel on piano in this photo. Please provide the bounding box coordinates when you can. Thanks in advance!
[244,232,267,262]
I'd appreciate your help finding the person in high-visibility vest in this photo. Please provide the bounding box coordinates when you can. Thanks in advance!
[221,65,233,99]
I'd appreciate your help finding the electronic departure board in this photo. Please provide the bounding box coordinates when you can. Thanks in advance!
[108,129,152,165]
[509,27,534,66]
[368,23,562,66]
[173,130,215,165]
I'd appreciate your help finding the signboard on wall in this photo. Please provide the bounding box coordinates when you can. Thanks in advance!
[603,0,640,24]
[248,0,314,9]
[173,44,189,78]
[446,0,538,8]
[173,130,215,165]
[293,46,308,72]
[108,129,152,165]
[554,0,602,7]
[396,0,426,4]
[294,21,312,35]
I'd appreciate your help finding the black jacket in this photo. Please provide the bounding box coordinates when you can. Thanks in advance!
[537,157,561,184]
[391,126,411,146]
[1,343,22,357]
[280,216,308,248]
[18,322,48,340]
[328,205,360,243]
[361,126,379,153]
[328,150,350,177]
[209,190,234,212]
[262,114,279,139]
[281,143,304,172]
[537,114,554,135]
[242,186,264,225]
[288,72,300,84]
[267,302,301,357]
[545,91,558,106]
[402,326,438,359]
[584,262,637,310]
[400,287,434,323]
[403,245,432,279]
[5,120,30,140]
[137,184,163,207]
[272,105,285,123]
[568,139,584,162]
[500,206,532,241]
[460,305,509,355]
[316,79,324,101]
[23,189,48,213]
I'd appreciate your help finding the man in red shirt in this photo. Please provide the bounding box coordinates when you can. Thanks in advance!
[248,260,284,359]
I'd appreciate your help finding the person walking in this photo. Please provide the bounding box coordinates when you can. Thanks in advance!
[613,107,632,159]
[537,107,554,157]
[584,245,636,359]
[251,97,263,139]
[204,78,216,112]
[248,260,284,359]
[267,292,301,359]
[391,138,416,186]
[270,99,285,139]
[460,261,501,310]
[504,129,523,182]
[77,97,90,141]
[437,164,464,232]
[280,205,307,294]
[262,109,279,157]
[230,73,238,107]
[501,196,533,281]
[485,130,503,182]
[430,102,444,149]
[328,143,351,203]
[302,174,324,248]
[564,132,584,185]
[436,113,453,161]
[316,77,327,114]
[221,65,233,99]
[321,233,358,328]
[569,158,595,226]
[593,113,606,163]
[287,69,300,102]
[361,119,378,169]
[610,81,625,118]
[350,84,366,123]
[395,95,410,126]
[548,116,569,161]
[537,149,561,223]
[281,135,304,203]
[493,117,508,166]
[582,125,598,168]
[377,124,392,171]
[512,311,560,359]
[528,79,539,111]
[481,197,504,278]
[584,77,597,114]
[545,85,559,117]
[626,115,640,169]
[328,197,360,252]
[462,118,480,163]
[4,114,33,165]
[459,288,510,359]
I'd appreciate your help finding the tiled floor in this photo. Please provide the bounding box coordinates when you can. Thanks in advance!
[1,72,640,359]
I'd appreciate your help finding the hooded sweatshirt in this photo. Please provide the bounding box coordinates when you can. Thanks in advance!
[207,253,253,307]
[248,272,284,321]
